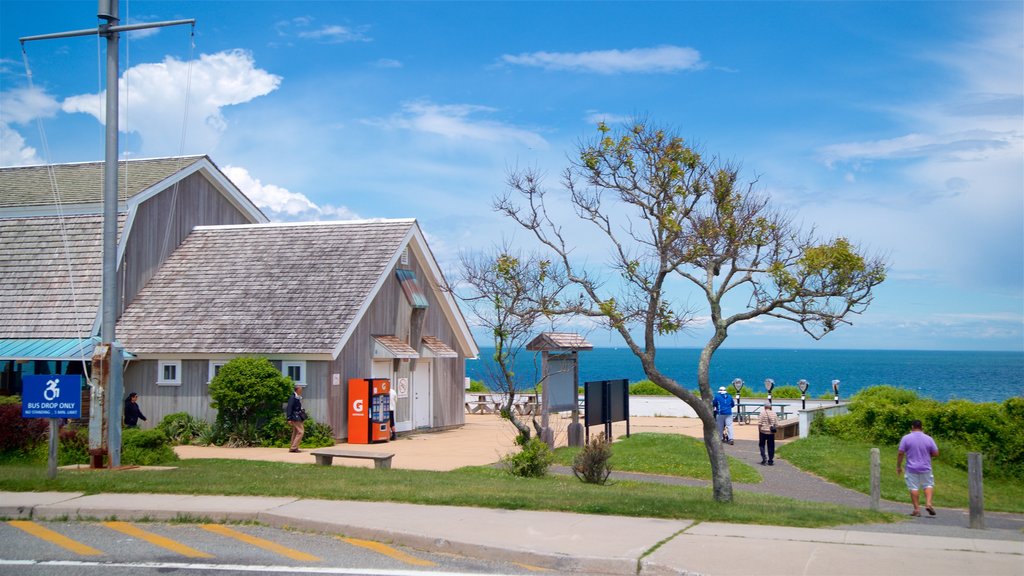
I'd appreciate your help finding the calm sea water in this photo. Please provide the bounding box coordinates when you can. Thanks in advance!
[467,348,1024,403]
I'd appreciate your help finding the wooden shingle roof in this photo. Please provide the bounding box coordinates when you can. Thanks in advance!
[117,220,417,355]
[525,332,594,351]
[0,156,207,209]
[0,214,108,338]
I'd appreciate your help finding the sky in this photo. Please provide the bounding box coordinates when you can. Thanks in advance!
[1,1,1021,353]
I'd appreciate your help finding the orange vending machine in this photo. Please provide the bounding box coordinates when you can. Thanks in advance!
[348,378,391,444]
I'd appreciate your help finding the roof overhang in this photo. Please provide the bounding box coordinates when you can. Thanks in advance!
[372,335,420,359]
[0,338,98,361]
[421,335,458,358]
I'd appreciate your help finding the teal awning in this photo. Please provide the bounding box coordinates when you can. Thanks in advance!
[0,338,98,361]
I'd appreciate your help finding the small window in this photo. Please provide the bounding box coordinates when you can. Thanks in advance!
[208,361,227,383]
[400,247,409,265]
[157,360,181,386]
[283,361,306,385]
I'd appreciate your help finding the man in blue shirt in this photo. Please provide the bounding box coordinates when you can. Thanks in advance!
[712,386,735,445]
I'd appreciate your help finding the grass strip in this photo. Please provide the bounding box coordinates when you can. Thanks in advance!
[553,432,762,484]
[0,459,893,528]
[777,435,1024,514]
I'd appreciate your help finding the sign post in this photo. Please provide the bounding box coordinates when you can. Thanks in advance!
[22,374,83,478]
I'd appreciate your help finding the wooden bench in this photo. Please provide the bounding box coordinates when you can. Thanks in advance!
[774,418,800,440]
[310,449,394,469]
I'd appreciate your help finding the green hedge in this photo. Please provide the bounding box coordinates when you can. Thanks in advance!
[810,385,1024,481]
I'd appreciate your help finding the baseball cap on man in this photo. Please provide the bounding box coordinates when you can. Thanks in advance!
[718,386,727,393]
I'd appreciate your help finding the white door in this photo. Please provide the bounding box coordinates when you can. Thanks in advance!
[412,361,431,429]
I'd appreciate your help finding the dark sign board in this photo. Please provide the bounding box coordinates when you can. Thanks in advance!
[584,379,630,440]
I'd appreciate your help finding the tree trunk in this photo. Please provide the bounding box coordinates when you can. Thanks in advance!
[698,327,733,502]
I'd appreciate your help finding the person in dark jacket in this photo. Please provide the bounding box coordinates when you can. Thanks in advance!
[123,392,147,428]
[286,384,306,453]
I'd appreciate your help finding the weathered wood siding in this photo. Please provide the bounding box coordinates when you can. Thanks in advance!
[120,172,253,314]
[327,243,468,438]
[125,357,329,428]
[124,360,216,425]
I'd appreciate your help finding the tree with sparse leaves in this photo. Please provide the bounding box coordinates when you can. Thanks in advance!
[497,120,887,502]
[456,246,572,441]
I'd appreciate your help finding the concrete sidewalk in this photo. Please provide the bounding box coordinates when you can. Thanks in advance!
[1,491,1020,575]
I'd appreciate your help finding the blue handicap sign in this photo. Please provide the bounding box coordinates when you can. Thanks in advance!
[22,374,83,418]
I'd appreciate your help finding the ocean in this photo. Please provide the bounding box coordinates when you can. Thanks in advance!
[466,348,1024,404]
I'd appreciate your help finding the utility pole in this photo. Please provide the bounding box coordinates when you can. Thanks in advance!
[20,1,194,468]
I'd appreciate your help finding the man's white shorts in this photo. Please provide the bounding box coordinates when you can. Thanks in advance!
[905,471,935,491]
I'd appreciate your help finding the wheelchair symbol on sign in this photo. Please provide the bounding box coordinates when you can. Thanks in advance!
[43,379,61,401]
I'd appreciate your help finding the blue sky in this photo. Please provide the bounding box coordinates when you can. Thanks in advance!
[1,1,1021,352]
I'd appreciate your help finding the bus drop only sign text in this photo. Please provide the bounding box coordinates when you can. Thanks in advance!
[22,374,83,418]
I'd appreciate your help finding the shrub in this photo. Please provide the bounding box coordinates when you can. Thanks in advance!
[466,380,489,393]
[572,433,613,484]
[57,427,90,465]
[629,380,672,396]
[208,357,293,447]
[156,412,210,445]
[0,402,48,454]
[501,436,554,478]
[809,385,1024,480]
[121,428,178,466]
[301,420,336,448]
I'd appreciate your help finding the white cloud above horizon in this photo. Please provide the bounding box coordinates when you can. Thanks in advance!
[376,100,549,149]
[60,49,281,157]
[223,165,359,222]
[501,45,706,74]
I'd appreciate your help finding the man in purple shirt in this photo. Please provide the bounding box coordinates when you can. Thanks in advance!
[897,419,940,517]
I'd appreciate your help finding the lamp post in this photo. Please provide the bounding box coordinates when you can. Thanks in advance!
[797,379,809,410]
[764,378,774,403]
[832,379,841,405]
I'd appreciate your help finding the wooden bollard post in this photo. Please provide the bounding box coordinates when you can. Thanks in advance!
[968,452,984,529]
[870,448,880,511]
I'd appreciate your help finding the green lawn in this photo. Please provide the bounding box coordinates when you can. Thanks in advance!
[778,435,1024,514]
[553,432,762,484]
[0,458,895,528]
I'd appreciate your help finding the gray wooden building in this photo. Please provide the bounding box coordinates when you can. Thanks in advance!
[1,157,477,439]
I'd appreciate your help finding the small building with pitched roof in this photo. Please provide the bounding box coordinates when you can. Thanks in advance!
[1,157,477,438]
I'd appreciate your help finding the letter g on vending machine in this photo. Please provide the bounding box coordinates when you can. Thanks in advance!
[348,378,391,444]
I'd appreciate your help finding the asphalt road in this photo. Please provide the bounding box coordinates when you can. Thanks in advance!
[0,520,544,576]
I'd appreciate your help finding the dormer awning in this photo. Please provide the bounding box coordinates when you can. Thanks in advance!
[372,335,419,359]
[421,335,458,358]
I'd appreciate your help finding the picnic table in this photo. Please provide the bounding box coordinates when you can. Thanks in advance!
[735,402,790,425]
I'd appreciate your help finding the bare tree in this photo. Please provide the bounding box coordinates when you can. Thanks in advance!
[496,120,887,502]
[456,245,575,440]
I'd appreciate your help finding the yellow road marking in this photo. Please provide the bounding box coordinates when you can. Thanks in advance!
[8,521,104,556]
[338,536,437,567]
[513,561,553,572]
[201,524,320,562]
[102,521,213,558]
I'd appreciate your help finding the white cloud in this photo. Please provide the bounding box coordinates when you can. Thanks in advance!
[277,16,370,43]
[0,86,60,125]
[298,25,371,43]
[809,9,1023,297]
[61,49,281,157]
[223,165,359,222]
[0,86,60,166]
[501,45,705,74]
[381,100,548,149]
[819,130,1020,166]
[583,111,631,126]
[0,123,41,165]
[374,58,403,69]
